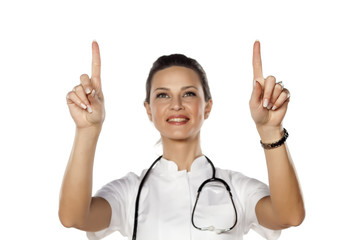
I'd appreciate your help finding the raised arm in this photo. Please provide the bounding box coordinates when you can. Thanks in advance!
[59,41,109,231]
[249,40,305,229]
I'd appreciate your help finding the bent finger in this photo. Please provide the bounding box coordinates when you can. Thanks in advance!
[73,85,91,106]
[80,74,92,95]
[272,89,290,110]
[269,83,283,107]
[66,91,88,110]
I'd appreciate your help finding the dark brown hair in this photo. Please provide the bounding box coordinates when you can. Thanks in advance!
[144,54,212,104]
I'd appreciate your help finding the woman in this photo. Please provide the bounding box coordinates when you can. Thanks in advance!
[59,41,305,240]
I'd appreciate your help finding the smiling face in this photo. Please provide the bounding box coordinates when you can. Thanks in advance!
[144,66,213,142]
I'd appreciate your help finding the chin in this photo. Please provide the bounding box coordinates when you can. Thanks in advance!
[161,131,200,142]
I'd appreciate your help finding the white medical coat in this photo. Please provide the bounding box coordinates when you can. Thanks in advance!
[87,156,281,240]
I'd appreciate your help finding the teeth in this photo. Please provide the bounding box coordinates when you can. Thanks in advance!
[168,118,188,122]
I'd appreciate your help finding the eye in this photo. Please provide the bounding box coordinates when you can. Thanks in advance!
[156,92,169,98]
[184,91,196,97]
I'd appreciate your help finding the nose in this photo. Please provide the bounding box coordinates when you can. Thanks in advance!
[170,96,184,111]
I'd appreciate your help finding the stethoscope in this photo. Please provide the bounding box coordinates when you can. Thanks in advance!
[132,155,238,240]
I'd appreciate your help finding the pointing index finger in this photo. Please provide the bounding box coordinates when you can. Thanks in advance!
[91,41,101,85]
[252,40,263,82]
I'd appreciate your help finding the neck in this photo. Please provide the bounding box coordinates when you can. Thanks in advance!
[161,134,203,172]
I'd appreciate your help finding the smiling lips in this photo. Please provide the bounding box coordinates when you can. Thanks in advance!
[167,115,189,125]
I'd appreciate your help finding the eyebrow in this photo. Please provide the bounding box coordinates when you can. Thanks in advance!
[152,86,198,93]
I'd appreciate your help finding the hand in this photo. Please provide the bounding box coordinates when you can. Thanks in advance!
[249,41,290,131]
[66,41,105,130]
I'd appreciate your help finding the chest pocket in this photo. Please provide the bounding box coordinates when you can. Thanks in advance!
[192,181,237,231]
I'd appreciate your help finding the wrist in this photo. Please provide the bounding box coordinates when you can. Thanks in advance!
[256,125,283,143]
[76,125,102,137]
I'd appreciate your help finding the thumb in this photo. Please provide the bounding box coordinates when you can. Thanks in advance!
[249,80,263,107]
[88,89,102,105]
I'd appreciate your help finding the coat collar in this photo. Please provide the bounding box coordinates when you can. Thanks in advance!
[153,155,209,175]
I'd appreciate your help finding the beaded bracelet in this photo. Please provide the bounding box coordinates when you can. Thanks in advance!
[260,128,289,149]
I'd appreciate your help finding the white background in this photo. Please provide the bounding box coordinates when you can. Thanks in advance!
[1,0,359,239]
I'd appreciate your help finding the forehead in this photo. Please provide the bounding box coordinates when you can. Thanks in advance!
[151,66,201,89]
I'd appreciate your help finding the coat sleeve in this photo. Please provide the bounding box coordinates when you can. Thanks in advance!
[229,170,281,240]
[86,172,140,240]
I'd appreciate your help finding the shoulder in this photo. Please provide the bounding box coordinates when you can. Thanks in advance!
[216,168,269,196]
[216,168,247,182]
[94,172,142,198]
[106,172,141,186]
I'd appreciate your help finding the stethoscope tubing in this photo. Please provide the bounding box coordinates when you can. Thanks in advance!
[131,155,237,240]
[132,155,162,240]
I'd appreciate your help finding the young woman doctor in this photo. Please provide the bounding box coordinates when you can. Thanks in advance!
[59,41,305,240]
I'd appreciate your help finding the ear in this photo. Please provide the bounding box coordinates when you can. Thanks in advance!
[144,101,153,121]
[204,99,213,119]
